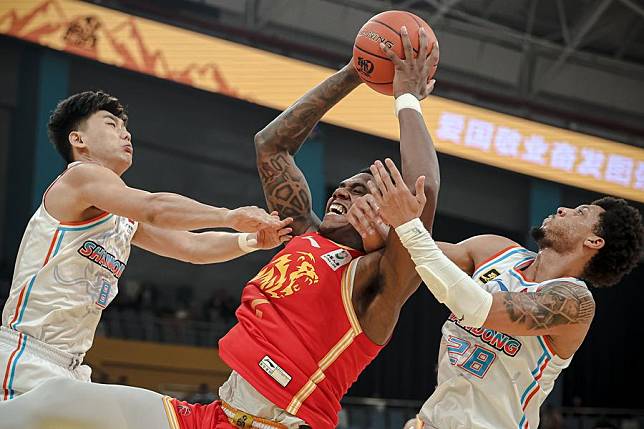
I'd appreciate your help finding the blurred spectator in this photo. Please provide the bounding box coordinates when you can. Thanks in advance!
[203,288,236,324]
[100,282,241,345]
[137,282,159,312]
[96,372,111,384]
[0,279,10,309]
[572,395,583,408]
[540,405,563,429]
[188,383,216,404]
[593,418,617,429]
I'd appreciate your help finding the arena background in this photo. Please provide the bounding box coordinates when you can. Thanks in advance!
[0,0,643,428]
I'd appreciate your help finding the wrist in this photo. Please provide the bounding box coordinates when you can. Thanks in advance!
[394,93,422,117]
[237,233,259,253]
[218,207,235,227]
[394,218,427,240]
[341,64,362,86]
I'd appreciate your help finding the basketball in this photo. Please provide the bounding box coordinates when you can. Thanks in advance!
[353,10,438,96]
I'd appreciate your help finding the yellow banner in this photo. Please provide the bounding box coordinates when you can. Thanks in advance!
[1,0,642,202]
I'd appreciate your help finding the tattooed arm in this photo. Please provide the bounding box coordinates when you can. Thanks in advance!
[254,64,362,235]
[485,281,595,343]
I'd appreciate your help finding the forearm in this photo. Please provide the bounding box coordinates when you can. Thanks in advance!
[398,108,440,228]
[395,218,492,328]
[145,192,231,230]
[188,231,257,264]
[254,65,361,154]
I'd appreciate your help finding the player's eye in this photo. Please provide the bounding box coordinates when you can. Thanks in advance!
[352,187,366,195]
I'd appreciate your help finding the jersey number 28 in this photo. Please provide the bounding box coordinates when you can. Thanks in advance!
[447,335,497,378]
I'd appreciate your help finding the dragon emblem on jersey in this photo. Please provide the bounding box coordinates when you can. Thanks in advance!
[251,252,319,298]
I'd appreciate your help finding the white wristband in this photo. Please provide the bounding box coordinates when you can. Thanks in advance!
[238,233,259,253]
[394,93,422,117]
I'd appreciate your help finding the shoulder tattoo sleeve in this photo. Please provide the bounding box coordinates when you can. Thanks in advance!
[503,281,595,330]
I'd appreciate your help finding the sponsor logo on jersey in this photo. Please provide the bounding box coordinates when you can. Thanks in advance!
[250,252,319,298]
[259,355,292,387]
[95,280,112,308]
[448,313,522,357]
[77,240,126,278]
[479,268,500,284]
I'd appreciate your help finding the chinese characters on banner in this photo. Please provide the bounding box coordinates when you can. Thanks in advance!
[1,0,642,202]
[435,111,644,194]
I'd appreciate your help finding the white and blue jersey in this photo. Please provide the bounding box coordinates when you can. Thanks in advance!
[0,162,137,399]
[419,245,587,429]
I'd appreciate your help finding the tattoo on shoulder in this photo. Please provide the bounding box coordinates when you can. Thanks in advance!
[258,152,312,219]
[503,281,595,330]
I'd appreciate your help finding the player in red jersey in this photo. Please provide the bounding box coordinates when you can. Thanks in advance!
[216,27,440,429]
[0,28,440,429]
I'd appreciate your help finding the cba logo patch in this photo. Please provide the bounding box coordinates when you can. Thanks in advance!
[321,249,352,271]
[251,252,319,298]
[479,268,500,284]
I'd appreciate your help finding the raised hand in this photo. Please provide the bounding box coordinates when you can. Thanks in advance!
[249,211,294,249]
[225,206,284,232]
[347,195,389,252]
[380,26,439,99]
[367,159,427,228]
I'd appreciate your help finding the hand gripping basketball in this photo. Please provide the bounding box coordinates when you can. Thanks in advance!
[353,10,439,96]
[380,27,439,100]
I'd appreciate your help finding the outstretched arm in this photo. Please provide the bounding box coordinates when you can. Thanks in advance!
[254,64,362,235]
[133,216,293,264]
[390,214,595,354]
[59,163,281,232]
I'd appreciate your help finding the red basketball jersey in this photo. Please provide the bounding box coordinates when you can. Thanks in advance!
[219,233,383,428]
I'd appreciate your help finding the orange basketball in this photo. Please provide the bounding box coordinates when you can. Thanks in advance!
[353,10,438,96]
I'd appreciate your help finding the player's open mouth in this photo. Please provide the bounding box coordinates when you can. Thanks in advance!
[328,202,347,215]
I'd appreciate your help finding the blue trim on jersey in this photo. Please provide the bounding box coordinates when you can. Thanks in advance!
[12,229,66,330]
[495,279,509,291]
[518,415,527,429]
[51,230,65,258]
[531,352,549,377]
[473,248,531,278]
[11,276,36,330]
[514,256,536,270]
[7,335,28,399]
[58,215,113,232]
[520,380,538,405]
[509,269,538,287]
[537,336,552,359]
[517,336,554,427]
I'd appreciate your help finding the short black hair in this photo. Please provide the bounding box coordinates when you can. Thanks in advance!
[358,166,373,176]
[47,90,127,163]
[580,197,643,288]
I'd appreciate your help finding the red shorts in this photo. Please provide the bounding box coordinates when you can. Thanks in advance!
[163,398,234,429]
[162,397,288,429]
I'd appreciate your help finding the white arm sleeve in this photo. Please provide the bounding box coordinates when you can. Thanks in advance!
[395,218,493,328]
